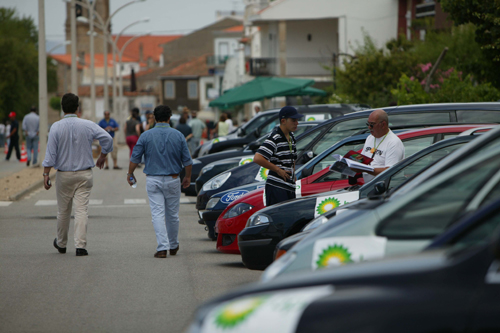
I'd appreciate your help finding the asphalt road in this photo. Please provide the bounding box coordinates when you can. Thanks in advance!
[0,148,261,332]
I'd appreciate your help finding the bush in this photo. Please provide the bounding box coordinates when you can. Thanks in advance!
[49,96,61,111]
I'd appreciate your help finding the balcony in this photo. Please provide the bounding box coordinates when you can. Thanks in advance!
[206,55,231,67]
[248,57,333,76]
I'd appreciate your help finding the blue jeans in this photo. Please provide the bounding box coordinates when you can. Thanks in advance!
[26,135,39,164]
[146,175,181,251]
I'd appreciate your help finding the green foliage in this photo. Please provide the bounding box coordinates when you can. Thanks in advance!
[49,96,61,111]
[0,8,57,121]
[333,33,418,107]
[392,71,500,105]
[440,0,500,62]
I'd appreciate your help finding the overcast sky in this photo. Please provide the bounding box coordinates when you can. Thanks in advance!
[1,0,244,51]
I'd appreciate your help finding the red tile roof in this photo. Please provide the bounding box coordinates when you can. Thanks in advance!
[112,35,182,63]
[50,54,143,68]
[223,25,244,33]
[161,55,210,77]
[49,54,84,69]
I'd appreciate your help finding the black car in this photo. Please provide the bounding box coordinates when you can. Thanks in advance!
[195,103,500,210]
[189,199,500,333]
[197,104,369,157]
[240,134,479,270]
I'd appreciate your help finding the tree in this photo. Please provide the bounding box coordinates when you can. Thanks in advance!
[0,8,57,122]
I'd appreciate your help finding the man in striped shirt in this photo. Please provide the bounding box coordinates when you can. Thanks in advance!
[254,106,303,206]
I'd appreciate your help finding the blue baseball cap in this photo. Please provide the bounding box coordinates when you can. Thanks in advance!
[279,106,304,120]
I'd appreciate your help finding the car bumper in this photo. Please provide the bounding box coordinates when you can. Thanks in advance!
[202,209,223,228]
[196,192,210,210]
[238,225,280,270]
[215,213,252,254]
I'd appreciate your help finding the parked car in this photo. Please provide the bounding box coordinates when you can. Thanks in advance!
[196,104,369,157]
[260,126,500,281]
[189,198,500,333]
[217,125,477,259]
[195,103,500,208]
[240,129,486,269]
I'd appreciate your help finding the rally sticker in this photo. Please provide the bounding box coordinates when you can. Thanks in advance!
[313,192,360,218]
[312,236,387,270]
[305,114,325,122]
[239,157,254,166]
[201,285,333,333]
[212,137,228,144]
[221,190,249,204]
[255,167,269,182]
[295,179,302,198]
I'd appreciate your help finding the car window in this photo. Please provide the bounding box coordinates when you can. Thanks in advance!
[296,125,326,155]
[388,143,467,190]
[457,110,500,123]
[403,136,435,158]
[311,118,368,156]
[244,114,276,134]
[377,155,500,239]
[450,211,500,251]
[293,125,314,137]
[299,112,333,122]
[259,118,280,136]
[388,112,451,126]
[312,141,365,180]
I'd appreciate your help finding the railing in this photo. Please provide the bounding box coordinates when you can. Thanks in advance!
[248,57,334,76]
[206,55,230,66]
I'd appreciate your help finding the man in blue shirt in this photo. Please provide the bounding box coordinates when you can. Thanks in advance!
[98,111,121,169]
[127,105,193,258]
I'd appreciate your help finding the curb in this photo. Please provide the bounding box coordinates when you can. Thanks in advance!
[8,174,56,201]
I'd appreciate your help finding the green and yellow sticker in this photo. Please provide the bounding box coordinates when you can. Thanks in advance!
[316,244,353,268]
[255,167,269,181]
[316,197,341,215]
[239,157,254,166]
[307,117,316,121]
[214,296,267,329]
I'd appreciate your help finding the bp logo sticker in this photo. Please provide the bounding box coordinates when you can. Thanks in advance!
[255,167,269,181]
[316,244,353,268]
[214,297,267,329]
[316,197,341,215]
[213,138,220,143]
[307,117,316,121]
[239,157,254,166]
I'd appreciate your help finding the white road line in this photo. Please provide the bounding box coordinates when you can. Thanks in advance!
[89,199,103,205]
[35,200,58,206]
[93,204,149,208]
[124,199,147,204]
[0,201,13,207]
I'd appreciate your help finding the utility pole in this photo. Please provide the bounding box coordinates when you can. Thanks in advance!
[70,0,77,94]
[88,0,96,122]
[38,0,48,163]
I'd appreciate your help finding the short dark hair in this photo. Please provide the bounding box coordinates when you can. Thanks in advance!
[131,107,140,118]
[154,105,172,122]
[179,116,187,124]
[30,105,37,113]
[61,93,79,113]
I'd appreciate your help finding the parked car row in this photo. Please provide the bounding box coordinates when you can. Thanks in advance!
[186,103,500,332]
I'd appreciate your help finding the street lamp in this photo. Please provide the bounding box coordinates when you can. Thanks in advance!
[47,40,71,54]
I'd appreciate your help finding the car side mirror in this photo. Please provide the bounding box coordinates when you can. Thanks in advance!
[303,151,314,163]
[237,127,245,137]
[248,141,260,151]
[374,181,386,195]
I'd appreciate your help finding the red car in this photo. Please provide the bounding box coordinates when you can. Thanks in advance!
[215,125,491,254]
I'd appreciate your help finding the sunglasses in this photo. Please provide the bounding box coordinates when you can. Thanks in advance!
[366,122,378,128]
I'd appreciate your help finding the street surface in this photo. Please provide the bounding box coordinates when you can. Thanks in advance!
[0,148,261,332]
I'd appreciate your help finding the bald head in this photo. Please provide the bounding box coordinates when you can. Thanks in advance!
[367,109,389,138]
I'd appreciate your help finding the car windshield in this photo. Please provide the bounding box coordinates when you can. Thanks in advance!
[242,113,277,135]
[449,209,500,252]
[310,117,368,156]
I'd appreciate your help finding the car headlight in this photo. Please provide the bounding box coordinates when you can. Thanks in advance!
[302,215,329,232]
[246,213,272,227]
[192,159,202,165]
[202,172,231,192]
[201,164,214,174]
[261,252,297,283]
[223,203,254,219]
[206,197,220,210]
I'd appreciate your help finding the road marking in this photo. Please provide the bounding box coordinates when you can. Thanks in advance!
[92,204,149,208]
[180,198,194,204]
[35,200,58,206]
[0,201,13,207]
[124,199,147,204]
[89,199,103,205]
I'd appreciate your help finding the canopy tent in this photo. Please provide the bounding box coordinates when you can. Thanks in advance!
[282,86,327,97]
[209,77,317,109]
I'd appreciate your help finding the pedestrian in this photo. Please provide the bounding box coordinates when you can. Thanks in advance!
[176,115,192,139]
[0,120,5,148]
[253,106,302,206]
[187,111,206,154]
[214,113,229,137]
[143,110,155,131]
[127,105,192,258]
[254,105,261,116]
[42,93,113,256]
[125,108,141,157]
[206,119,215,140]
[352,109,405,182]
[22,106,40,167]
[98,110,121,170]
[225,112,234,133]
[5,112,20,161]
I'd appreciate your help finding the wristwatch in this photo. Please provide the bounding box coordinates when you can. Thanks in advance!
[43,173,49,176]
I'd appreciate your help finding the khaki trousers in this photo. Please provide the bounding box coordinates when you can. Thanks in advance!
[55,169,93,249]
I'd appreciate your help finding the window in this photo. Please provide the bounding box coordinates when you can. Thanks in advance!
[205,83,214,99]
[243,114,276,134]
[457,110,500,123]
[388,143,466,190]
[259,119,280,136]
[377,155,500,240]
[312,141,365,178]
[443,133,459,140]
[293,125,314,137]
[388,112,451,126]
[164,81,175,100]
[311,118,368,156]
[295,125,324,155]
[188,81,198,99]
[403,136,435,158]
[450,210,500,251]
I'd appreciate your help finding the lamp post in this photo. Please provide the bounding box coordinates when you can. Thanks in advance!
[47,40,71,54]
[70,0,77,94]
[38,0,48,163]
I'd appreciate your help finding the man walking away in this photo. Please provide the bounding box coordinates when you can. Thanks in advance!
[98,110,121,170]
[188,111,206,155]
[5,112,20,161]
[43,93,113,256]
[127,105,192,258]
[0,121,5,148]
[22,106,40,166]
[254,106,302,206]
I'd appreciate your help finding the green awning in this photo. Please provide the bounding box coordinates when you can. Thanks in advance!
[209,77,315,109]
[283,86,327,97]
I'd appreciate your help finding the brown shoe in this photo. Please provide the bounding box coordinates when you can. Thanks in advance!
[169,245,179,256]
[154,250,167,258]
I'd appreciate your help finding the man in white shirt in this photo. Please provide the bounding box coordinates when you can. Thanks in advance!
[358,109,404,183]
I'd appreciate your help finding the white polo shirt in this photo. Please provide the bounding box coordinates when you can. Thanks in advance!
[361,130,404,183]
